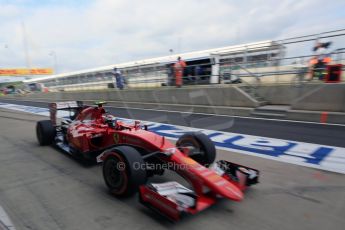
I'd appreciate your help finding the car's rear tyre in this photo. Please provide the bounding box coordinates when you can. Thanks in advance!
[103,146,147,197]
[36,120,55,146]
[176,132,216,166]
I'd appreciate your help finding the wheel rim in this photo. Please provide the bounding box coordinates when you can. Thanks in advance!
[104,156,127,194]
[179,138,204,157]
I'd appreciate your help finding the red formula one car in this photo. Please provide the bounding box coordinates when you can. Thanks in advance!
[36,101,259,221]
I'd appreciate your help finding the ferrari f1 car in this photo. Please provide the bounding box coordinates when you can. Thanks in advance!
[36,101,259,221]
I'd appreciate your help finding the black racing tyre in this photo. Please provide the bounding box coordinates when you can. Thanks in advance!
[36,120,55,146]
[103,146,147,197]
[176,132,216,166]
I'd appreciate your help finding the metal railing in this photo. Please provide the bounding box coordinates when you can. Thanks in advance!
[20,28,345,93]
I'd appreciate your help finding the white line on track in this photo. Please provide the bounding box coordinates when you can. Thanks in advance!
[0,206,16,230]
[2,98,345,127]
[105,105,345,127]
[1,101,345,174]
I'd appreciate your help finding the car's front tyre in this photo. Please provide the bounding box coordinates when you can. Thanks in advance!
[103,146,147,197]
[36,120,55,146]
[176,132,216,166]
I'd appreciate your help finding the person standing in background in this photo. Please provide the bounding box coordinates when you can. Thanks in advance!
[309,41,332,80]
[173,56,187,87]
[112,67,124,90]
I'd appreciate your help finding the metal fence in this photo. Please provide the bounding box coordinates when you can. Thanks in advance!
[23,29,345,93]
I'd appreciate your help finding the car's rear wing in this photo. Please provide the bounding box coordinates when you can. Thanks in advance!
[49,101,83,125]
[52,101,83,110]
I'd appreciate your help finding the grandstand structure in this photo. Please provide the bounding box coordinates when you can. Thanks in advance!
[24,40,284,91]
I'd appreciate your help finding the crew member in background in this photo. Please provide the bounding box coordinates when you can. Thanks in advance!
[309,41,332,80]
[173,56,187,87]
[112,67,124,90]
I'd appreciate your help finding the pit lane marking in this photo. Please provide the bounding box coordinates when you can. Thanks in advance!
[0,102,344,174]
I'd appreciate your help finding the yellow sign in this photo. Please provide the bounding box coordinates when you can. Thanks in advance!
[0,68,54,76]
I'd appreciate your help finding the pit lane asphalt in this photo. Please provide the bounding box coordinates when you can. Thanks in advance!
[1,98,345,147]
[0,108,344,230]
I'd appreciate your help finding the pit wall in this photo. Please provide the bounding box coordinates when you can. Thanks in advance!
[5,83,345,113]
[9,85,259,107]
[254,83,345,112]
[291,84,345,112]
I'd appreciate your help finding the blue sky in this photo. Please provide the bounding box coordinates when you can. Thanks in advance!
[0,0,344,80]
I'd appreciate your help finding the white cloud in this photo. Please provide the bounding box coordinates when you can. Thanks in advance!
[0,0,344,74]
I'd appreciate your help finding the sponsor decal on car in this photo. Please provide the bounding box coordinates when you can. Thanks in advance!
[113,133,120,144]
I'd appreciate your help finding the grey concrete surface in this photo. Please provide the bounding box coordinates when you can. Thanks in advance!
[247,83,345,113]
[4,95,345,124]
[8,85,259,107]
[291,84,345,112]
[254,84,322,105]
[1,97,255,117]
[5,83,345,121]
[287,110,345,123]
[1,98,345,147]
[0,109,344,230]
[4,82,345,126]
[10,83,345,110]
